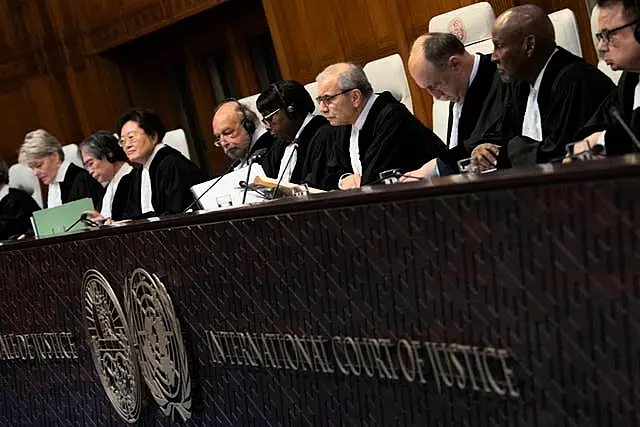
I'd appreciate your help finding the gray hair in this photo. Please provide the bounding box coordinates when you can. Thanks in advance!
[18,129,64,164]
[0,158,7,185]
[316,63,374,97]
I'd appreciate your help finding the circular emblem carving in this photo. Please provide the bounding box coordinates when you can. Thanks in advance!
[125,268,192,421]
[447,17,467,44]
[82,270,141,424]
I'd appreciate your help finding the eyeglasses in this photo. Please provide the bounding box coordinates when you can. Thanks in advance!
[118,130,145,147]
[315,88,356,105]
[213,127,237,147]
[261,108,281,126]
[595,19,639,45]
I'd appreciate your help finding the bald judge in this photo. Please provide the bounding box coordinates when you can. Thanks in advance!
[315,63,445,189]
[402,32,498,180]
[470,5,615,169]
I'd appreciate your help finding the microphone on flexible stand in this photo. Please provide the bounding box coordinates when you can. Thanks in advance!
[241,148,268,204]
[610,106,640,152]
[271,142,298,200]
[183,159,240,213]
[64,213,99,233]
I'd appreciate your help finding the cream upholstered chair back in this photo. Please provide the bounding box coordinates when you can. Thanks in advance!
[304,81,320,113]
[9,163,43,207]
[62,144,84,168]
[363,54,414,113]
[163,129,191,160]
[549,9,583,57]
[428,2,497,143]
[591,5,622,84]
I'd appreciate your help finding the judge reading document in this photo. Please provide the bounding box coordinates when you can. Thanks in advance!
[0,158,40,240]
[119,108,207,218]
[315,63,446,189]
[19,129,104,209]
[79,131,134,221]
[256,80,335,189]
[401,32,498,180]
[469,5,615,169]
[569,0,640,159]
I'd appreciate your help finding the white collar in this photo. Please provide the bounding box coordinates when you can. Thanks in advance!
[0,184,9,204]
[294,113,315,140]
[634,79,640,110]
[54,160,71,184]
[251,127,267,148]
[143,143,166,170]
[531,49,558,92]
[353,94,379,131]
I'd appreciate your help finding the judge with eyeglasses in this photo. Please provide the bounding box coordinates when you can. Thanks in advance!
[118,108,207,218]
[570,0,640,160]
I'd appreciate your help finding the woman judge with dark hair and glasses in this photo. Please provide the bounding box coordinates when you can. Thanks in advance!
[79,131,134,221]
[117,108,207,218]
[256,80,339,189]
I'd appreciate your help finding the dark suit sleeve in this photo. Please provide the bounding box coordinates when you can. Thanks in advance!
[506,66,615,166]
[360,106,445,185]
[260,142,286,179]
[68,172,105,211]
[156,157,207,215]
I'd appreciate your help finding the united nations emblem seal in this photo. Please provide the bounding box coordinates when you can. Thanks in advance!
[125,268,192,421]
[82,270,141,424]
[447,17,467,44]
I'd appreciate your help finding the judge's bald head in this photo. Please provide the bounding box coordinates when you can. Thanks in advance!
[491,5,556,83]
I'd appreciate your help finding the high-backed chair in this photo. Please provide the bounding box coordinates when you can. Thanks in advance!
[549,9,583,57]
[63,144,84,168]
[363,54,414,113]
[304,81,320,113]
[163,129,191,160]
[8,163,43,207]
[239,93,261,118]
[428,2,497,143]
[591,5,622,84]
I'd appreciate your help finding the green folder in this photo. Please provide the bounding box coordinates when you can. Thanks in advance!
[32,198,95,238]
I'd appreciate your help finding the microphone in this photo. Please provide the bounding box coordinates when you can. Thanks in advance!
[271,143,298,199]
[241,148,268,204]
[610,106,640,151]
[366,169,425,186]
[64,213,100,233]
[183,159,239,213]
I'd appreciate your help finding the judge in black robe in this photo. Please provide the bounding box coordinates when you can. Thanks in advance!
[436,54,498,175]
[59,162,105,209]
[0,188,40,240]
[468,7,615,169]
[123,145,207,218]
[260,115,330,183]
[118,108,207,218]
[575,72,640,156]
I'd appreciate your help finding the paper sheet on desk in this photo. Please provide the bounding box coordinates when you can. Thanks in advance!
[190,165,268,211]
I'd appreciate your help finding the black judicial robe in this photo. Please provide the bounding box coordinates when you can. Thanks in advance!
[466,47,615,167]
[321,91,446,186]
[577,72,640,156]
[0,188,40,240]
[110,172,135,222]
[60,163,105,211]
[124,146,207,218]
[249,131,276,159]
[437,54,498,175]
[297,124,352,191]
[261,115,330,184]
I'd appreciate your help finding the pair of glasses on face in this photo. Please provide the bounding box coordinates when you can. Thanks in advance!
[213,128,237,147]
[261,108,281,126]
[595,19,639,45]
[118,130,145,147]
[315,88,355,105]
